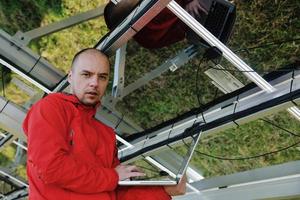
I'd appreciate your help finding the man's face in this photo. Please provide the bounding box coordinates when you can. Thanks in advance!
[68,51,110,106]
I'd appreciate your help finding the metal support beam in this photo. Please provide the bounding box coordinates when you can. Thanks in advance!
[0,132,15,150]
[0,169,28,188]
[122,45,199,98]
[0,168,28,200]
[96,0,172,55]
[0,133,27,151]
[0,30,65,91]
[2,187,28,200]
[12,5,106,46]
[167,0,275,93]
[112,44,127,100]
[204,63,244,93]
[119,69,300,161]
[287,105,300,121]
[0,97,26,141]
[174,161,300,200]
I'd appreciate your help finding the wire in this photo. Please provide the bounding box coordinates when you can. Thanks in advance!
[234,37,300,53]
[195,57,207,107]
[208,65,299,74]
[206,37,300,74]
[194,140,300,160]
[212,87,219,101]
[190,116,300,161]
[260,118,300,137]
[190,36,300,161]
[195,46,226,108]
[115,114,124,130]
[195,58,203,107]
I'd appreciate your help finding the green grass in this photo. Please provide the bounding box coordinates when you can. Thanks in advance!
[192,110,300,177]
[0,0,299,182]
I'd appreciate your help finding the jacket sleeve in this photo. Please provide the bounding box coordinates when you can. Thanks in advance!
[23,97,119,194]
[112,146,120,168]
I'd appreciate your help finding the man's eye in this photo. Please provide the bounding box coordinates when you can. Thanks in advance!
[99,75,107,80]
[82,73,90,77]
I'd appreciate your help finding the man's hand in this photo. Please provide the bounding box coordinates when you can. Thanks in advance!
[185,0,209,18]
[115,164,145,181]
[163,174,187,196]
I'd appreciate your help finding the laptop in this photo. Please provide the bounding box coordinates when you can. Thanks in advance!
[118,130,203,186]
[186,0,236,46]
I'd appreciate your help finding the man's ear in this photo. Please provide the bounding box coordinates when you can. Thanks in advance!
[67,71,72,84]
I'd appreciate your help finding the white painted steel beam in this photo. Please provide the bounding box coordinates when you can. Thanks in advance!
[174,161,300,200]
[13,5,106,46]
[167,0,274,93]
[119,69,300,161]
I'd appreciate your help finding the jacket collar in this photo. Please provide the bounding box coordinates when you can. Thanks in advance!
[56,92,100,116]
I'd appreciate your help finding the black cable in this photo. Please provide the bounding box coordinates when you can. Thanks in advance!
[206,37,300,74]
[289,69,295,94]
[195,57,206,107]
[115,114,124,130]
[260,118,300,137]
[190,36,300,161]
[195,47,224,110]
[134,156,170,179]
[234,37,300,53]
[192,115,300,161]
[212,87,219,101]
[195,140,300,160]
[232,95,240,126]
[201,111,206,124]
[208,65,299,74]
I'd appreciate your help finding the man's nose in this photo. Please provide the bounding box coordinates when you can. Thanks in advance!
[89,76,99,87]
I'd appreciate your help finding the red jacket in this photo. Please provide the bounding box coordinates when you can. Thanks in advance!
[23,93,171,200]
[23,93,119,200]
[134,0,188,49]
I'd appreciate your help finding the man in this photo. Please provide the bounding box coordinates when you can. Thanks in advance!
[23,48,186,199]
[104,0,211,49]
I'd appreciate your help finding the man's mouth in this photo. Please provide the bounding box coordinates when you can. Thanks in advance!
[86,91,99,96]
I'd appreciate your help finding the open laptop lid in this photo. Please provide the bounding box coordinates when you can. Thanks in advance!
[118,130,203,186]
[186,0,236,45]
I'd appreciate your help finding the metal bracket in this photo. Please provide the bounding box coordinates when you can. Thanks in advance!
[167,0,275,93]
[122,45,199,98]
[112,44,127,100]
[11,5,106,46]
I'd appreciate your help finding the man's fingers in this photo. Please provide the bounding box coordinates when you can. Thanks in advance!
[115,164,146,181]
[126,165,143,173]
[126,165,145,177]
[197,3,208,14]
[193,3,208,15]
[129,171,146,177]
[185,0,209,16]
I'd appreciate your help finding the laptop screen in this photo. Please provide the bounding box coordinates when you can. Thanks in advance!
[186,0,236,45]
[119,131,202,185]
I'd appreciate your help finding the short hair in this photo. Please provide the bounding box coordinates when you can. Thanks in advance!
[71,48,109,71]
[104,0,140,30]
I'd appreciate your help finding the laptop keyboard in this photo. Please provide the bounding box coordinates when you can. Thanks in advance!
[205,1,230,39]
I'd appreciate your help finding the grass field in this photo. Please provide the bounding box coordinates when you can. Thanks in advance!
[0,0,299,185]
